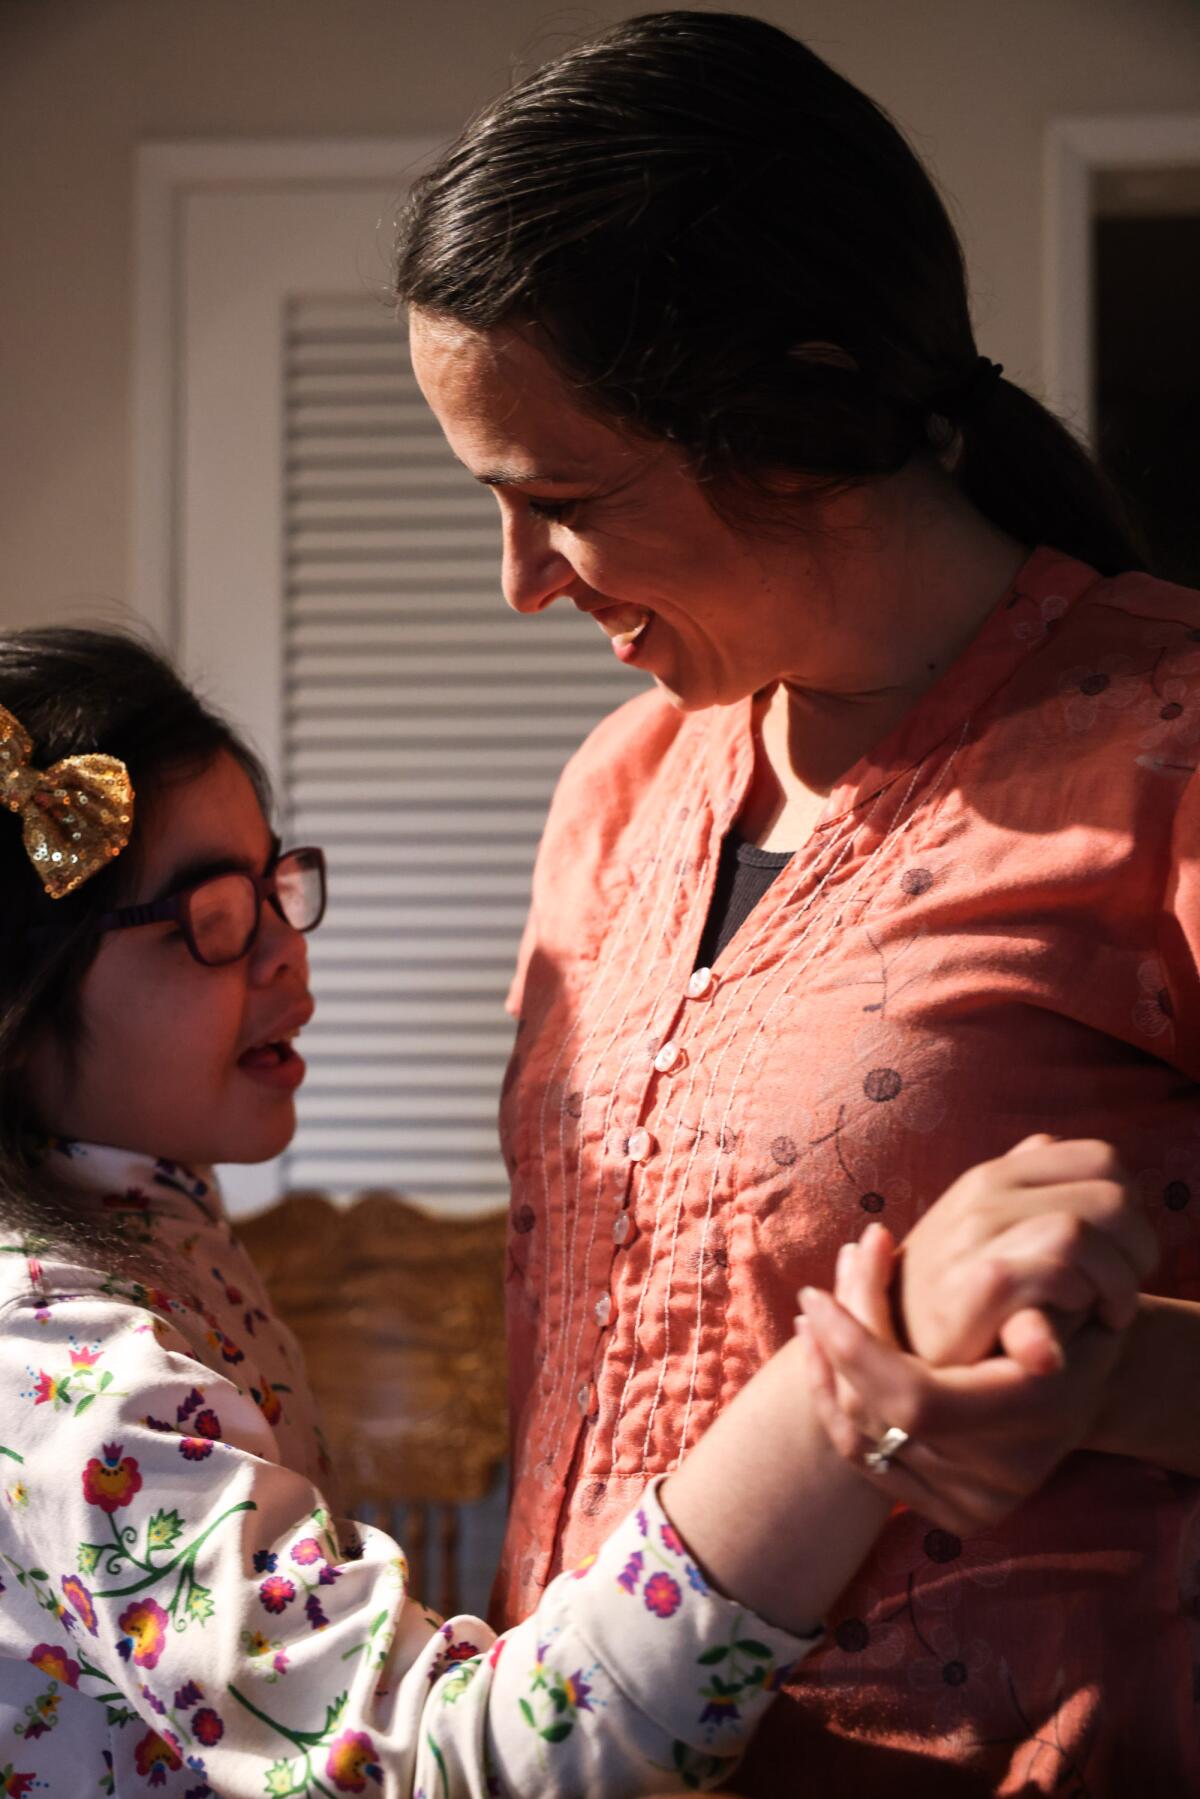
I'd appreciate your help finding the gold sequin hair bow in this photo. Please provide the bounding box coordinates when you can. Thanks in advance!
[0,702,134,900]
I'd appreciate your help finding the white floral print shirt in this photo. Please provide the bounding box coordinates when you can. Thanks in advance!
[0,1143,811,1797]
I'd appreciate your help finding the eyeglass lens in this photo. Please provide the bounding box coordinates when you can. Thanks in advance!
[186,850,324,966]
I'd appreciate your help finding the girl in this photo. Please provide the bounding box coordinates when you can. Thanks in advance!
[0,628,1147,1795]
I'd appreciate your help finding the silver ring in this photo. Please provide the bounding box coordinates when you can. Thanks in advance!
[862,1424,910,1473]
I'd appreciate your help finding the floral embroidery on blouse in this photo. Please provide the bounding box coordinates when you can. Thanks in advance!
[0,1141,813,1794]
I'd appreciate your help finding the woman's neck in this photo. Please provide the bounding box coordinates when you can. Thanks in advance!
[740,465,1028,850]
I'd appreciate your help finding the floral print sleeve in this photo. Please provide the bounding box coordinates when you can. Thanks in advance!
[0,1280,812,1796]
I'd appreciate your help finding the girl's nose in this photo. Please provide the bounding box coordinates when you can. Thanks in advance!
[251,898,309,986]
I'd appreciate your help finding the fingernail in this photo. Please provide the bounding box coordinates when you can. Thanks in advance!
[800,1285,829,1314]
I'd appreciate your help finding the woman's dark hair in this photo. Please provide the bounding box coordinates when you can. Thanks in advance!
[0,627,270,1249]
[395,9,1144,575]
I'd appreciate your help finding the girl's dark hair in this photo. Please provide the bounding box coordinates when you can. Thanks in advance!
[0,627,270,1250]
[395,9,1144,575]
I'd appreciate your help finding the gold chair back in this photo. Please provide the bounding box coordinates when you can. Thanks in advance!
[237,1189,508,1618]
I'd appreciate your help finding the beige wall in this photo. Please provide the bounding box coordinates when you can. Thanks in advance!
[3,0,1199,630]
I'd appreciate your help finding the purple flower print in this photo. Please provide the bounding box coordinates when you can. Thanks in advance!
[252,1549,277,1574]
[617,1550,644,1594]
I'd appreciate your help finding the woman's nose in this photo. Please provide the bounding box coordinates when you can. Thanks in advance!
[500,511,574,615]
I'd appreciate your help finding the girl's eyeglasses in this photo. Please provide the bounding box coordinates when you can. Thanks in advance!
[97,846,327,968]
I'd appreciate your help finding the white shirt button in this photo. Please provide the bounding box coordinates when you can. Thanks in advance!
[577,1381,597,1416]
[686,966,714,998]
[613,1212,631,1244]
[626,1127,653,1161]
[594,1293,613,1327]
[653,1039,681,1073]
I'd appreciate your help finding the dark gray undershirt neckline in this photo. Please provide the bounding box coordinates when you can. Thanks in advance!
[694,829,795,970]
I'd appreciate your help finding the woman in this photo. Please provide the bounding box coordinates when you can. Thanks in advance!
[394,11,1200,1792]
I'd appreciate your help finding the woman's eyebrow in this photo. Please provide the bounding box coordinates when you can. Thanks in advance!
[151,835,281,903]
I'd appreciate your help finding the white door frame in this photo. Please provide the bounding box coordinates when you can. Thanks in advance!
[1043,113,1200,446]
[131,137,439,657]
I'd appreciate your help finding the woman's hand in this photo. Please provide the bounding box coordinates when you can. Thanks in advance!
[897,1135,1157,1373]
[797,1223,1128,1534]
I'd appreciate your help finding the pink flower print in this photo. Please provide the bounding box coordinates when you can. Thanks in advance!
[192,1707,224,1746]
[906,1619,992,1730]
[179,1436,214,1461]
[82,1442,143,1513]
[813,1584,906,1684]
[116,1599,169,1669]
[61,1574,98,1636]
[133,1729,182,1785]
[68,1343,102,1370]
[568,1552,598,1580]
[616,1549,644,1594]
[1057,653,1139,735]
[32,1370,67,1407]
[1132,960,1174,1040]
[660,1523,684,1555]
[291,1535,324,1566]
[643,1571,682,1617]
[1138,671,1200,763]
[1012,591,1068,643]
[837,1034,948,1138]
[192,1408,222,1440]
[273,1649,290,1676]
[28,1643,80,1687]
[911,1525,1010,1615]
[259,1575,297,1614]
[1135,1146,1200,1253]
[326,1729,382,1793]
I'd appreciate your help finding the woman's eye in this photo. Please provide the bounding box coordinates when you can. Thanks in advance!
[526,497,581,525]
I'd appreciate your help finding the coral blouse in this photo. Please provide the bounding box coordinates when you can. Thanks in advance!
[495,548,1200,1793]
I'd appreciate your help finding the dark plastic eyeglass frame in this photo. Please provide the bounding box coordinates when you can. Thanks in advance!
[95,846,327,967]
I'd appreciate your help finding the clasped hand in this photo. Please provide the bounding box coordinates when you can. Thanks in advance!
[797,1137,1158,1534]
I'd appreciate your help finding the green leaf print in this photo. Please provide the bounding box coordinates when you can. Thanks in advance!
[147,1508,185,1552]
[264,1758,302,1797]
[540,1722,573,1744]
[185,1583,216,1623]
[697,1644,728,1664]
[77,1543,103,1574]
[734,1638,773,1657]
[74,1392,95,1417]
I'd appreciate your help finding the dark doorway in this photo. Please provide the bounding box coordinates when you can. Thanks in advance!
[1093,168,1200,587]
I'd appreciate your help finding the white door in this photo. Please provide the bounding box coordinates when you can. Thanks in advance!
[134,143,647,1211]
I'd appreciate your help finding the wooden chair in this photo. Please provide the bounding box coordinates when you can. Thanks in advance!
[237,1190,508,1619]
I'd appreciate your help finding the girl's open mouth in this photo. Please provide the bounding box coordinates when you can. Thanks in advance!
[236,1038,306,1090]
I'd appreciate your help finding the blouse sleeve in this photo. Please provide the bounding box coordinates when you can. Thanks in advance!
[1,1287,813,1795]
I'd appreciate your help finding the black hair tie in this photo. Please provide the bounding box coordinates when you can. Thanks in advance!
[929,355,1004,424]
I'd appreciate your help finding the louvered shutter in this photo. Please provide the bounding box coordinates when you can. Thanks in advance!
[282,296,647,1209]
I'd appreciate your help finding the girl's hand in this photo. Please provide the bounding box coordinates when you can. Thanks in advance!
[897,1136,1157,1374]
[797,1223,1127,1533]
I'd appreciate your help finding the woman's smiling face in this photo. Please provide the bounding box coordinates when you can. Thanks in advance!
[408,312,836,712]
[27,750,314,1168]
